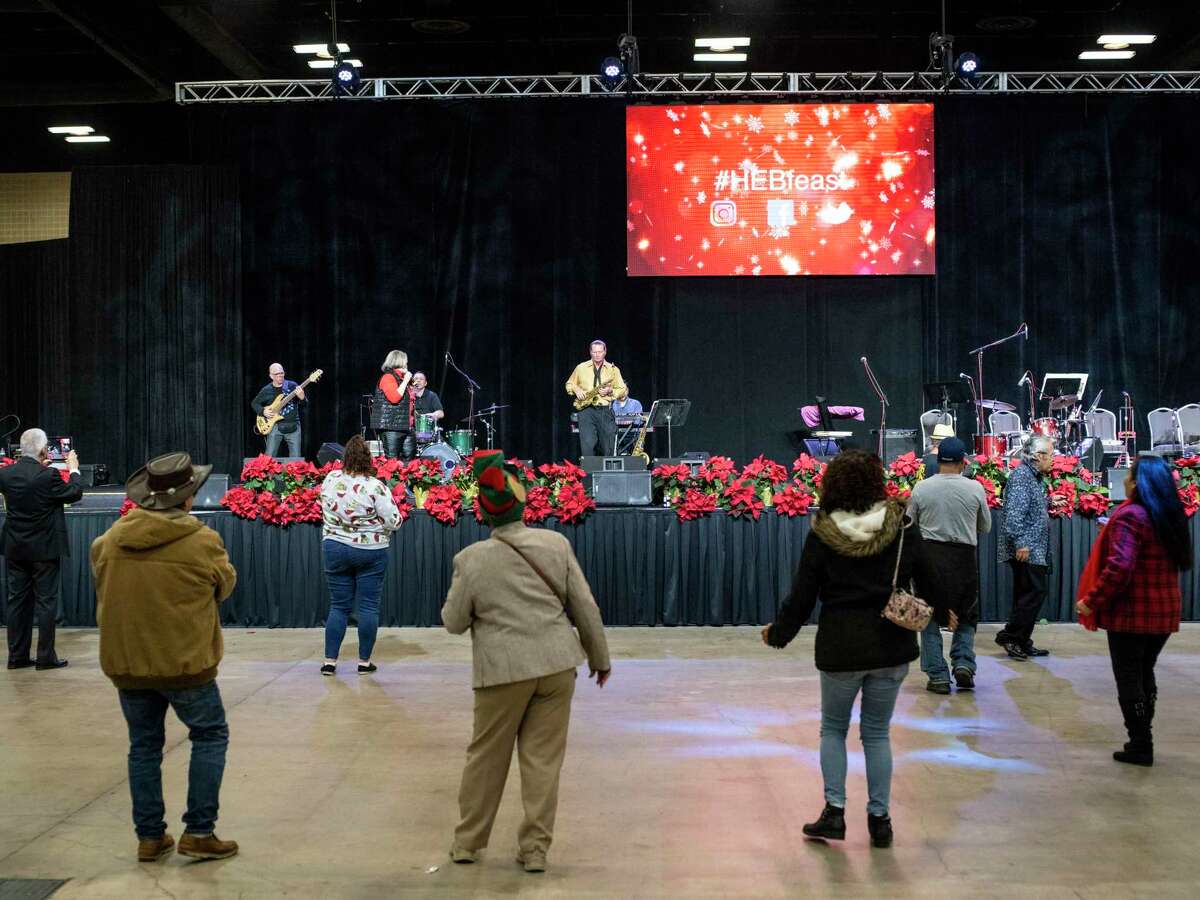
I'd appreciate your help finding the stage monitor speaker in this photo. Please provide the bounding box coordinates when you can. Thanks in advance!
[1106,467,1129,502]
[317,443,345,467]
[64,463,110,487]
[871,429,918,466]
[195,474,230,510]
[588,472,651,506]
[581,455,646,473]
[68,491,126,510]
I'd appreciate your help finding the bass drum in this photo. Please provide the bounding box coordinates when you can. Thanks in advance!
[418,442,462,483]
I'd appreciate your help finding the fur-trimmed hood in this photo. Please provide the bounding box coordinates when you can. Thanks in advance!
[811,500,907,557]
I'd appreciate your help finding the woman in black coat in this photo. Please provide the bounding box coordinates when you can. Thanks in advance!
[763,450,946,848]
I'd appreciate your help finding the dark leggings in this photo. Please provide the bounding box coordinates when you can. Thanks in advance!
[1106,631,1170,703]
[379,430,415,460]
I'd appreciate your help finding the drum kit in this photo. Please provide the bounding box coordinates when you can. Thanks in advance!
[975,381,1089,458]
[415,404,509,482]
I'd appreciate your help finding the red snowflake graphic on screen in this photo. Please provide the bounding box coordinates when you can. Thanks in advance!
[625,103,935,276]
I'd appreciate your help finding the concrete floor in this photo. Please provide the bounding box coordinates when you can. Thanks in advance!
[1,625,1198,899]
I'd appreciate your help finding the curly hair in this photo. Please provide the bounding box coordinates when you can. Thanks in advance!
[341,435,375,477]
[818,449,887,514]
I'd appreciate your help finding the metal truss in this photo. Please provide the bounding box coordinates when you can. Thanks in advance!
[176,70,1200,104]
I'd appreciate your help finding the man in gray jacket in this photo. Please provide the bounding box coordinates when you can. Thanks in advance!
[443,451,611,874]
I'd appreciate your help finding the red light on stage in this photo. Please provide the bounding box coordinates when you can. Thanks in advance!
[625,102,936,277]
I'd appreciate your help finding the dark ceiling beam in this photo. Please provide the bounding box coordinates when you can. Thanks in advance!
[158,1,266,78]
[0,81,166,106]
[37,0,172,98]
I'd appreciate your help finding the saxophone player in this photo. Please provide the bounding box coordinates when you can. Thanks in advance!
[564,340,628,458]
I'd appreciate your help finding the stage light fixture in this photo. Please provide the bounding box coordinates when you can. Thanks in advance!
[601,56,623,82]
[955,52,981,77]
[332,60,361,92]
[65,135,110,143]
[1079,50,1136,60]
[47,125,94,135]
[1097,34,1155,45]
[294,42,350,55]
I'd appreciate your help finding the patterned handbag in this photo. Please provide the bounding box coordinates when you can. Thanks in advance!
[881,523,934,631]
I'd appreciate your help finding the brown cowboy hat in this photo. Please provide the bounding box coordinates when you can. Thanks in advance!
[125,451,213,511]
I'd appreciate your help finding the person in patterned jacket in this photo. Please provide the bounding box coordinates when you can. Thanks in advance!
[995,434,1057,660]
[318,436,402,675]
[1076,455,1192,766]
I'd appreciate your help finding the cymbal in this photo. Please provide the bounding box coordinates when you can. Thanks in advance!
[460,404,510,421]
[1048,396,1079,411]
[976,399,1015,412]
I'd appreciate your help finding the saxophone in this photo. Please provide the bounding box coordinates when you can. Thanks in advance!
[631,415,651,465]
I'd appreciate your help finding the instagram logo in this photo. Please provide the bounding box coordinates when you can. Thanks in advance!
[709,199,737,226]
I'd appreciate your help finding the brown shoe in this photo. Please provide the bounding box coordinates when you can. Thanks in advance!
[516,850,546,873]
[137,832,175,862]
[177,832,238,860]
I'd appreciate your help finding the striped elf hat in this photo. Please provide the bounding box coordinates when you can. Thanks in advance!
[472,450,527,526]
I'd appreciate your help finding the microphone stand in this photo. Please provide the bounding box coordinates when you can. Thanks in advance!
[444,352,482,441]
[969,323,1028,439]
[861,357,889,458]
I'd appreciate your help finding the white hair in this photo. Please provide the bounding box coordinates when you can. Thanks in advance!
[382,350,408,372]
[19,428,48,457]
[268,363,284,375]
[1021,434,1054,461]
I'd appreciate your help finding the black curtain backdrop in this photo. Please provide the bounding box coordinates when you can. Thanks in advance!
[0,96,1197,477]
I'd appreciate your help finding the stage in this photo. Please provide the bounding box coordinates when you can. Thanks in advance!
[3,509,1200,627]
[1,625,1198,898]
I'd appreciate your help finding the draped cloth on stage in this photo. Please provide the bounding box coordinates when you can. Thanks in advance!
[2,510,1197,628]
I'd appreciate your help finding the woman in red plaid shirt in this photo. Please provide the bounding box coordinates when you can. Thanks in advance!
[1077,455,1193,767]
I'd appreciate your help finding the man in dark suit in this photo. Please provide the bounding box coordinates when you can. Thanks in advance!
[1,428,83,670]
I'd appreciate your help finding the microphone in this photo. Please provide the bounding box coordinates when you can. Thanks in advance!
[958,372,972,381]
[1017,372,1029,387]
[1022,322,1029,340]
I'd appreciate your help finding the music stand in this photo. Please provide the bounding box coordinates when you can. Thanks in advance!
[1040,373,1087,408]
[645,399,690,458]
[923,380,971,412]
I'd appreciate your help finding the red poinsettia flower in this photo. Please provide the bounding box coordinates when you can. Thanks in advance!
[284,460,317,481]
[722,478,764,520]
[792,453,820,474]
[889,451,921,478]
[317,459,343,476]
[523,485,554,524]
[1077,490,1111,518]
[975,475,1003,509]
[241,454,283,482]
[1175,456,1200,469]
[0,457,12,467]
[742,455,789,485]
[1049,481,1077,518]
[118,498,137,517]
[220,486,261,520]
[884,480,911,501]
[1050,454,1080,477]
[773,485,814,517]
[554,479,595,524]
[675,488,718,521]
[651,463,691,485]
[1179,484,1200,518]
[424,483,463,525]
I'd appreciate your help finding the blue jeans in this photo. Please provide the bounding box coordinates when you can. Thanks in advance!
[264,425,301,458]
[118,681,228,839]
[323,539,389,661]
[819,664,908,817]
[919,620,977,682]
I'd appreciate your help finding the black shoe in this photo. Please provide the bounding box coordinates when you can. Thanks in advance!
[1115,697,1153,766]
[35,659,68,670]
[1001,642,1027,660]
[320,664,336,676]
[953,667,975,691]
[6,658,34,670]
[1113,747,1154,766]
[357,662,377,674]
[925,680,951,695]
[802,803,846,841]
[867,813,893,848]
[1023,643,1050,657]
[993,631,1012,647]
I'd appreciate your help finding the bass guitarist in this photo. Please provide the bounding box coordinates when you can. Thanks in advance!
[252,363,306,458]
[564,340,628,458]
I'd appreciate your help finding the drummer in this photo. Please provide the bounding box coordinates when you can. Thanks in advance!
[411,372,445,442]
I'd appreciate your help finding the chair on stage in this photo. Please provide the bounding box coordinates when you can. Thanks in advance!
[987,410,1022,447]
[919,408,954,453]
[1147,407,1182,454]
[1175,403,1200,454]
[1084,408,1122,454]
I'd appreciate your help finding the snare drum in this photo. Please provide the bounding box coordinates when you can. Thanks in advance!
[447,429,474,456]
[415,413,437,443]
[418,442,461,483]
[1031,418,1059,438]
[974,435,1005,457]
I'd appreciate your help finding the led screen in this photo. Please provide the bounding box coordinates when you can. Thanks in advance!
[626,102,935,276]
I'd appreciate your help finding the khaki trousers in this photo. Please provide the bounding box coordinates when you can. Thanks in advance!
[454,668,576,855]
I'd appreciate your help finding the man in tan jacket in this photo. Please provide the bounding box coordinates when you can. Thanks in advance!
[91,452,239,864]
[443,450,611,873]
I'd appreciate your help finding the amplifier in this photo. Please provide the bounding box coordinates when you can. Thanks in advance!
[588,471,651,506]
[52,463,110,487]
[871,429,918,466]
[1106,467,1130,502]
[580,455,647,473]
[195,474,230,510]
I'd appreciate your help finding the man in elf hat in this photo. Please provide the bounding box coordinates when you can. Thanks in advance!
[91,452,239,863]
[442,450,611,874]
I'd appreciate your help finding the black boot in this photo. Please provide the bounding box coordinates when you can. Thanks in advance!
[1114,697,1153,766]
[802,803,846,841]
[867,813,893,848]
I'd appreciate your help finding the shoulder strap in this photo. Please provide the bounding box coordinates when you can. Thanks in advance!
[491,532,566,606]
[891,522,906,590]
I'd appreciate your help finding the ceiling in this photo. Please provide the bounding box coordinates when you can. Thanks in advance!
[1,1,1197,107]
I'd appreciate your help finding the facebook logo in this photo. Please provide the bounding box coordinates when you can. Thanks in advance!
[766,199,796,230]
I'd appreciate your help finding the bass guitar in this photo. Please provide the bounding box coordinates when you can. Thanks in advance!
[256,369,323,436]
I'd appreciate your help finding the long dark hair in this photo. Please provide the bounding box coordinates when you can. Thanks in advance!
[342,435,375,477]
[818,449,887,514]
[1131,455,1193,571]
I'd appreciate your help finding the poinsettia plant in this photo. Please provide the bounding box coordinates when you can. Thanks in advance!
[1045,454,1111,518]
[884,451,924,501]
[791,453,826,497]
[741,455,789,507]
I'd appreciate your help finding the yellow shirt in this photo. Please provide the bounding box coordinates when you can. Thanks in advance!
[564,361,628,408]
